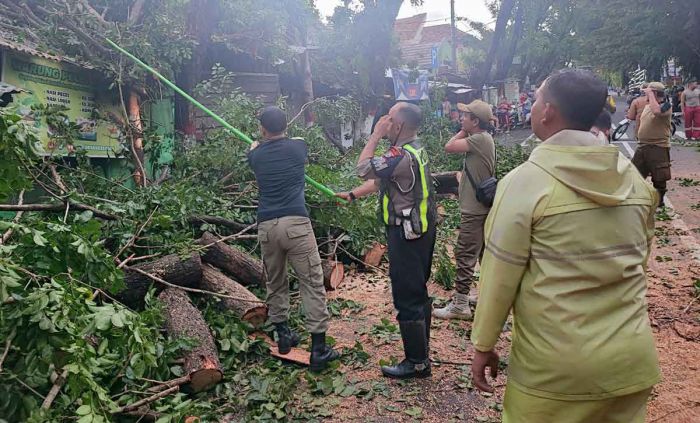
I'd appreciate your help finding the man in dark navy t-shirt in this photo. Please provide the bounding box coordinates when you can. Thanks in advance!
[248,106,338,372]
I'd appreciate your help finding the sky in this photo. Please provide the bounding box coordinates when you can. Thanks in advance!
[314,0,493,32]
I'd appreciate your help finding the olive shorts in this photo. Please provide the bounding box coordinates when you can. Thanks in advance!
[258,216,330,334]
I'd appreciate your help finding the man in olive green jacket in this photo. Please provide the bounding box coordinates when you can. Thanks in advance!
[470,69,660,423]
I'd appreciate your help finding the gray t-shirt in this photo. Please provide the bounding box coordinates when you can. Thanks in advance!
[459,132,495,215]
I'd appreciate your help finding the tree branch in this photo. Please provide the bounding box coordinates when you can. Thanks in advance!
[113,385,179,414]
[77,0,108,25]
[41,369,68,410]
[0,203,118,220]
[1,190,25,245]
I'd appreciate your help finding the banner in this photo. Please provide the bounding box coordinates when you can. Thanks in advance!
[1,51,122,157]
[391,69,429,101]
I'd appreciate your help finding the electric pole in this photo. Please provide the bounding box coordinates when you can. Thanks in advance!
[450,0,457,70]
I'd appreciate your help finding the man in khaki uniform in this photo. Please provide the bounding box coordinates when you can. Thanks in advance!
[248,106,339,372]
[433,100,495,320]
[632,81,672,207]
[470,69,660,423]
[627,83,649,140]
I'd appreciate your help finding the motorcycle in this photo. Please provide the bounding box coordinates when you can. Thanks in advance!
[612,112,682,141]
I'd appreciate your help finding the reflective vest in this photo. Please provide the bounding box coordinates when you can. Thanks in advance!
[380,142,434,233]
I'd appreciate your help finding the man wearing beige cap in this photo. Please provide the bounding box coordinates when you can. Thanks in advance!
[633,81,672,207]
[433,100,495,320]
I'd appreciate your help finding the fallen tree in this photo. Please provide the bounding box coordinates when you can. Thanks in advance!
[200,264,267,328]
[198,232,264,287]
[117,253,203,308]
[158,288,223,393]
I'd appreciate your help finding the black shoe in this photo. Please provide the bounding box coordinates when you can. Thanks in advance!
[274,322,300,355]
[309,332,340,373]
[381,320,431,379]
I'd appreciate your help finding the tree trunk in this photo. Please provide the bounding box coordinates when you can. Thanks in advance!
[118,253,202,308]
[200,265,267,327]
[198,232,264,286]
[476,0,516,88]
[322,260,345,291]
[128,91,147,187]
[302,32,315,127]
[495,2,525,82]
[158,288,222,392]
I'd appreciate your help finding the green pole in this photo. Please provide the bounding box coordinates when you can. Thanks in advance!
[104,38,343,202]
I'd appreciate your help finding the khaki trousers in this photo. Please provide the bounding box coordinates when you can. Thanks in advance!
[258,216,329,334]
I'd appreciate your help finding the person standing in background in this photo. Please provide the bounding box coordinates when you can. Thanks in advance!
[433,100,495,320]
[633,82,673,207]
[627,83,649,140]
[681,79,700,140]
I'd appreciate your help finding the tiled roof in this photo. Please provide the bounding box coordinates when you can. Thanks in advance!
[394,14,473,69]
[394,13,426,44]
[420,24,466,44]
[0,23,91,68]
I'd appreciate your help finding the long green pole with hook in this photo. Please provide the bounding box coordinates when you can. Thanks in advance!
[104,38,344,202]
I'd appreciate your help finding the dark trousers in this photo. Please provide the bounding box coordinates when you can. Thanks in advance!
[386,225,436,322]
[455,213,487,294]
[632,144,671,200]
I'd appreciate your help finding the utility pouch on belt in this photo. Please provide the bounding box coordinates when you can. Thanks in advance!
[401,208,422,240]
[464,158,497,208]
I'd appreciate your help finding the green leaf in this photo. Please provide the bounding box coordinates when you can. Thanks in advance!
[32,231,47,246]
[76,404,91,415]
[111,311,125,328]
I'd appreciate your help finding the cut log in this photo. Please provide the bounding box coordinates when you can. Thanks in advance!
[322,260,345,291]
[198,232,264,287]
[200,264,267,328]
[158,288,222,392]
[117,253,202,309]
[363,242,387,268]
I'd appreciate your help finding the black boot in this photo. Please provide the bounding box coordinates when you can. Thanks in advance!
[657,189,666,208]
[274,322,300,355]
[381,320,431,379]
[309,332,340,373]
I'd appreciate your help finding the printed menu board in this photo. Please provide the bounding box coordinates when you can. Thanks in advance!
[1,51,122,157]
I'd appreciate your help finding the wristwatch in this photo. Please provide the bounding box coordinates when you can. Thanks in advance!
[349,192,357,202]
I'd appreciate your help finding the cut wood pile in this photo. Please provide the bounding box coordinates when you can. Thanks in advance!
[103,230,352,402]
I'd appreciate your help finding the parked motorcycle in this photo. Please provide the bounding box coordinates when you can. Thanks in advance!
[612,112,682,141]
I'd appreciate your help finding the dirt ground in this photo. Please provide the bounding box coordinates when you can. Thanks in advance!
[322,147,700,422]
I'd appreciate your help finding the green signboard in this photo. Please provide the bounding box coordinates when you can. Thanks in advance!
[1,51,123,157]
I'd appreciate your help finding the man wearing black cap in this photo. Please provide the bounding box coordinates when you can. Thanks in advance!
[248,106,339,372]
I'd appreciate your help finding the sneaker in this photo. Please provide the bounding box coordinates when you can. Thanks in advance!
[432,293,472,320]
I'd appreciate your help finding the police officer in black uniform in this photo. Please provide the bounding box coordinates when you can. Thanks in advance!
[337,102,437,379]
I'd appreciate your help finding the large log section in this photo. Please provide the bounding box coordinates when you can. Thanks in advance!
[198,232,264,287]
[200,264,267,328]
[158,288,223,393]
[117,253,202,308]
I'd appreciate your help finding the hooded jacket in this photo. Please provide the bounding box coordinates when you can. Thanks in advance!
[471,129,660,400]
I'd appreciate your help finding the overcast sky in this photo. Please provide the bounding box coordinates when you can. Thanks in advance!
[314,0,493,32]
